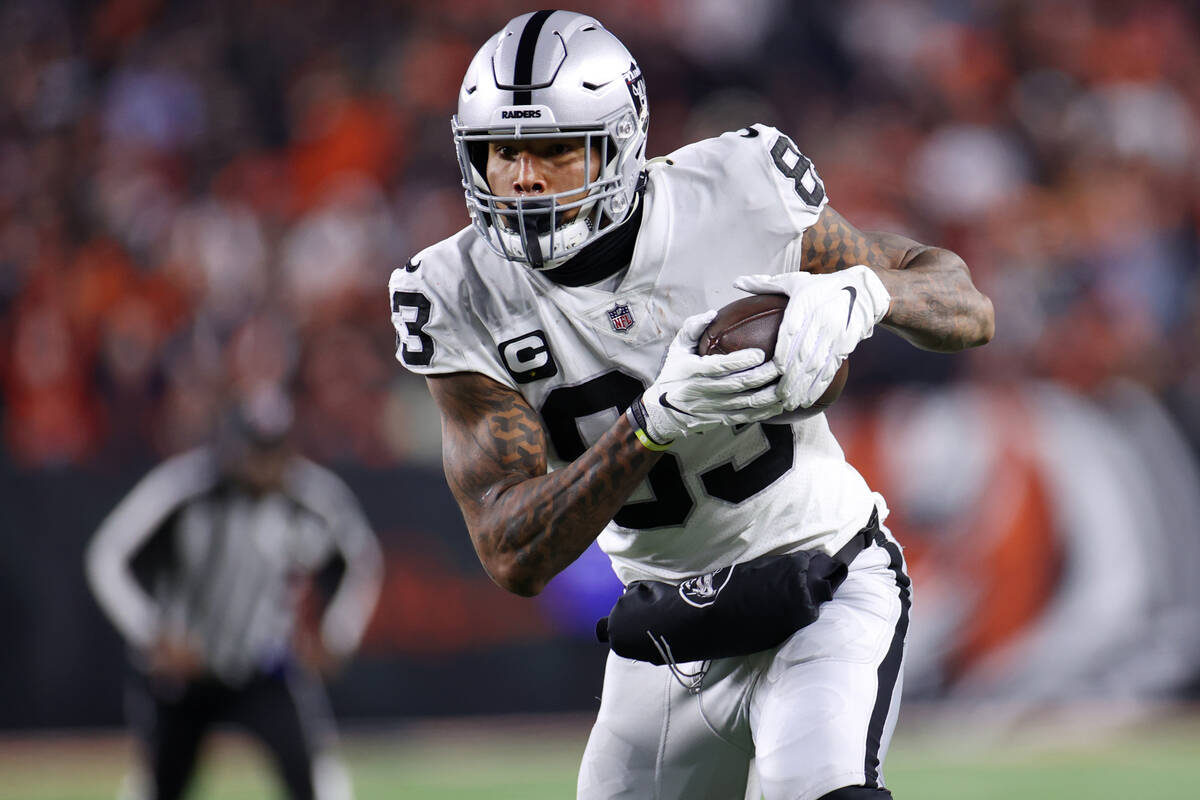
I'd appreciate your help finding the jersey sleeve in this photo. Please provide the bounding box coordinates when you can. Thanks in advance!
[387,247,516,390]
[679,123,829,244]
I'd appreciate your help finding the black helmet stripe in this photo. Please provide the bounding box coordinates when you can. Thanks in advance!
[512,9,556,105]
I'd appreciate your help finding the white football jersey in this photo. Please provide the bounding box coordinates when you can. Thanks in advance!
[389,124,885,585]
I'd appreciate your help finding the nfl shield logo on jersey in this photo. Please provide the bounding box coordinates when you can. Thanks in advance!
[607,303,636,333]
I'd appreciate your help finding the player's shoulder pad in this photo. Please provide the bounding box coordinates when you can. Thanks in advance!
[387,232,469,297]
[721,123,827,212]
[387,228,508,380]
[661,123,828,232]
[387,230,484,328]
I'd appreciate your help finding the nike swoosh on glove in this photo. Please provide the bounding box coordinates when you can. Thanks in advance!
[732,265,890,412]
[634,310,785,446]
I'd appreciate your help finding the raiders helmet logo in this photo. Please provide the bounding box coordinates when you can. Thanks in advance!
[678,565,735,609]
[624,63,648,133]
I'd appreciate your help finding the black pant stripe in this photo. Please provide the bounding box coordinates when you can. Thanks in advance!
[512,9,555,105]
[864,531,911,788]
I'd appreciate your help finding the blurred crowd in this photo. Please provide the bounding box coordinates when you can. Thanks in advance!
[1,0,1198,473]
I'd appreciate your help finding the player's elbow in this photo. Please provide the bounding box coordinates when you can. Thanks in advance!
[469,516,556,597]
[971,293,995,347]
[939,284,994,351]
[480,553,548,598]
[487,566,544,597]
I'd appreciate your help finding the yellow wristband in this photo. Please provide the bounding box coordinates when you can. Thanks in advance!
[627,397,674,451]
[633,426,673,452]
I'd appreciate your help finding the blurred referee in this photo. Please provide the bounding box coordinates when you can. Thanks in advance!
[86,386,383,800]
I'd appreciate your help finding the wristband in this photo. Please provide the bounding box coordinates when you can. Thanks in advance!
[626,397,673,451]
[633,427,673,452]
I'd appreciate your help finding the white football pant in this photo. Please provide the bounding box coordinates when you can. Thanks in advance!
[578,531,910,800]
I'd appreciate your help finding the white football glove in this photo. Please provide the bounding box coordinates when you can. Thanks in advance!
[732,265,891,412]
[630,311,785,447]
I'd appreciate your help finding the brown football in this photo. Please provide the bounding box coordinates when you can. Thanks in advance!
[697,293,848,419]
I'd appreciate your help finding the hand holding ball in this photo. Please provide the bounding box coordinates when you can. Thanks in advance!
[697,294,848,420]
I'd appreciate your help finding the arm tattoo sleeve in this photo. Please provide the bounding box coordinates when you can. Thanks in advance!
[801,206,995,350]
[801,206,914,274]
[428,373,661,596]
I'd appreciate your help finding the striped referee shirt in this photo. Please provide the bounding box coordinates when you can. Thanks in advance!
[86,447,383,685]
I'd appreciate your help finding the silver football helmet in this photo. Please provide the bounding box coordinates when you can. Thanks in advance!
[453,10,649,269]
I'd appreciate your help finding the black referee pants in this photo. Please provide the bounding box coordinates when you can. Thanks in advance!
[127,667,335,800]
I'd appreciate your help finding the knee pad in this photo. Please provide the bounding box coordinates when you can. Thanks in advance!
[817,787,893,800]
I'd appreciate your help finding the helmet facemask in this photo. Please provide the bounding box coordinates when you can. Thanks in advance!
[455,127,633,269]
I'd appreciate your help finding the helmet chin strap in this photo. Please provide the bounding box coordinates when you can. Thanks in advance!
[524,233,544,268]
[517,198,555,269]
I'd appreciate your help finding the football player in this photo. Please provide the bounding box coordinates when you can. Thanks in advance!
[389,11,993,800]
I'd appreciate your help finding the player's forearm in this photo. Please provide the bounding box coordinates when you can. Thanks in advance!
[867,248,994,351]
[799,207,993,351]
[430,373,660,597]
[468,414,659,596]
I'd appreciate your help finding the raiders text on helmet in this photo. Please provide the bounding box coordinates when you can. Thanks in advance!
[501,109,543,119]
[453,10,649,269]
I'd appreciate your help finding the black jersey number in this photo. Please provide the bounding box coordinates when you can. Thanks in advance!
[540,370,794,530]
[391,290,434,367]
[700,423,795,504]
[541,371,693,529]
[770,134,826,208]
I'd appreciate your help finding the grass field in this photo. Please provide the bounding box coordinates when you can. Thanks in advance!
[3,705,1198,799]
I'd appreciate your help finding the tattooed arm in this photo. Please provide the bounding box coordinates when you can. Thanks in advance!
[801,206,994,351]
[426,371,661,597]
